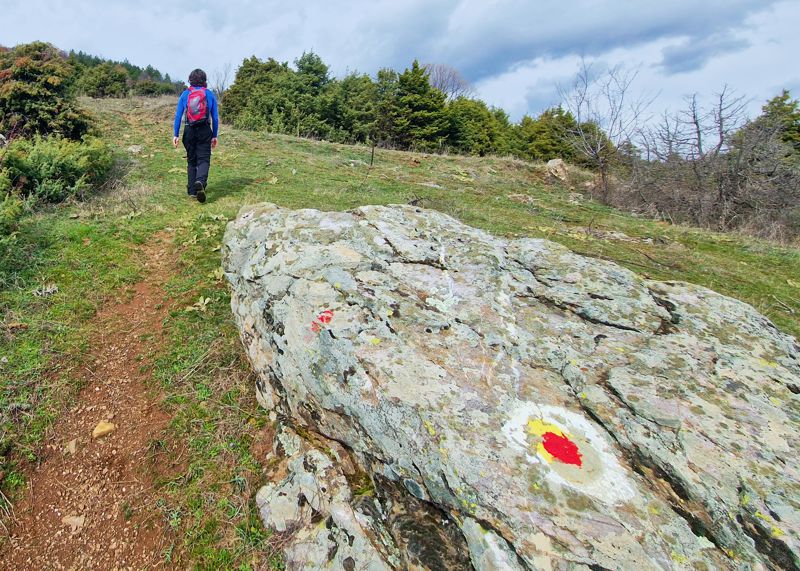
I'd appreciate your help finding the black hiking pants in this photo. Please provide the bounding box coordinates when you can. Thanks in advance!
[182,122,213,193]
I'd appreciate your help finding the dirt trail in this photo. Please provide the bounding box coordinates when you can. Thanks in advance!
[1,232,181,570]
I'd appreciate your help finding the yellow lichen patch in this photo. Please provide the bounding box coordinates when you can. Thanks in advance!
[526,418,565,463]
[771,526,785,538]
[670,551,689,564]
[423,420,436,436]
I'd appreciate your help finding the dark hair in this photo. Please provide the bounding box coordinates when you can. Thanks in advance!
[188,68,207,87]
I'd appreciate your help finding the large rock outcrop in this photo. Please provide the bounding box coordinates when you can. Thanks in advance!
[223,203,800,570]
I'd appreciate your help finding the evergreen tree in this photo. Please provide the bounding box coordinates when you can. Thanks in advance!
[290,52,332,137]
[142,64,162,82]
[761,90,800,154]
[321,72,376,143]
[393,60,447,151]
[445,97,506,156]
[514,107,578,162]
[222,56,290,125]
[77,62,129,97]
[490,107,513,155]
[373,68,400,145]
[294,51,330,92]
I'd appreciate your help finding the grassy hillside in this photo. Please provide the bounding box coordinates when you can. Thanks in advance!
[1,95,798,568]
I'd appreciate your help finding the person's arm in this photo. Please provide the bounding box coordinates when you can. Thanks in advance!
[209,90,219,146]
[172,91,187,146]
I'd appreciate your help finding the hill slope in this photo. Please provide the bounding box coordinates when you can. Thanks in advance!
[0,95,798,568]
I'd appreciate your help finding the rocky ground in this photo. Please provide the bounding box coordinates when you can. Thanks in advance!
[224,203,800,570]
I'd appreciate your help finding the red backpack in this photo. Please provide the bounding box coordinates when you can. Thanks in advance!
[186,86,208,125]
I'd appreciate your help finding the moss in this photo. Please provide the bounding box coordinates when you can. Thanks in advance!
[346,469,375,497]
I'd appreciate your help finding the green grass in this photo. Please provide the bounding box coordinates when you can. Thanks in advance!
[0,204,142,483]
[1,95,798,567]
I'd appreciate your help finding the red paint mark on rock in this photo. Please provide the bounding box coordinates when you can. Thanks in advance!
[311,309,335,333]
[541,431,583,467]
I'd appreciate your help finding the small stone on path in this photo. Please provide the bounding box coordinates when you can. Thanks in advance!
[61,515,85,531]
[92,421,117,439]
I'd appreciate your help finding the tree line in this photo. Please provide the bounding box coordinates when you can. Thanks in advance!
[66,49,182,97]
[221,52,799,240]
[220,52,584,162]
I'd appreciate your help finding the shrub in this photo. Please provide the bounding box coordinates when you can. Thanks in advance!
[76,62,129,97]
[3,136,113,202]
[0,42,90,139]
[132,79,178,97]
[0,187,22,232]
[0,168,10,195]
[0,192,24,266]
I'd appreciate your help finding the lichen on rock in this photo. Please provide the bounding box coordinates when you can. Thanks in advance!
[224,203,800,570]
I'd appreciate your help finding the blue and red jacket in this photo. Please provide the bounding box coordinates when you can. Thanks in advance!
[173,87,219,138]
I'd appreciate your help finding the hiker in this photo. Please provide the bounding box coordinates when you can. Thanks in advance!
[172,69,219,203]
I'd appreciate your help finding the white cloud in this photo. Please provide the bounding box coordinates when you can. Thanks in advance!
[0,0,797,123]
[474,1,800,121]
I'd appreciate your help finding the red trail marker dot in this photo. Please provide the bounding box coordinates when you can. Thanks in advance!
[541,431,583,467]
[311,309,335,332]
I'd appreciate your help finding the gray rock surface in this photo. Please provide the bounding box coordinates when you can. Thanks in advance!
[223,203,800,570]
[256,426,398,570]
[546,158,568,182]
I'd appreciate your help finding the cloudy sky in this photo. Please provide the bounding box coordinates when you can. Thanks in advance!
[1,0,798,122]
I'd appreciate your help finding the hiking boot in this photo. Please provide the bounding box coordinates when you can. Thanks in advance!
[194,180,206,203]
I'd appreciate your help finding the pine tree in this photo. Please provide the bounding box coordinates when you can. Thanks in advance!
[762,90,800,154]
[294,51,330,92]
[515,107,578,162]
[373,68,400,145]
[221,56,289,124]
[393,60,447,151]
[445,97,506,156]
[321,72,376,143]
[77,62,129,98]
[291,52,331,137]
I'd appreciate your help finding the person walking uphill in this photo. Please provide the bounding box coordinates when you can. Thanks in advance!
[172,69,219,203]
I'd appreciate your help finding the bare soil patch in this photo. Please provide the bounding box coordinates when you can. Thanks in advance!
[1,231,181,570]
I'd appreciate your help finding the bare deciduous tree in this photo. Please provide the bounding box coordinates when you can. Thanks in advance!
[618,87,800,240]
[422,63,473,100]
[211,62,232,99]
[559,59,651,202]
